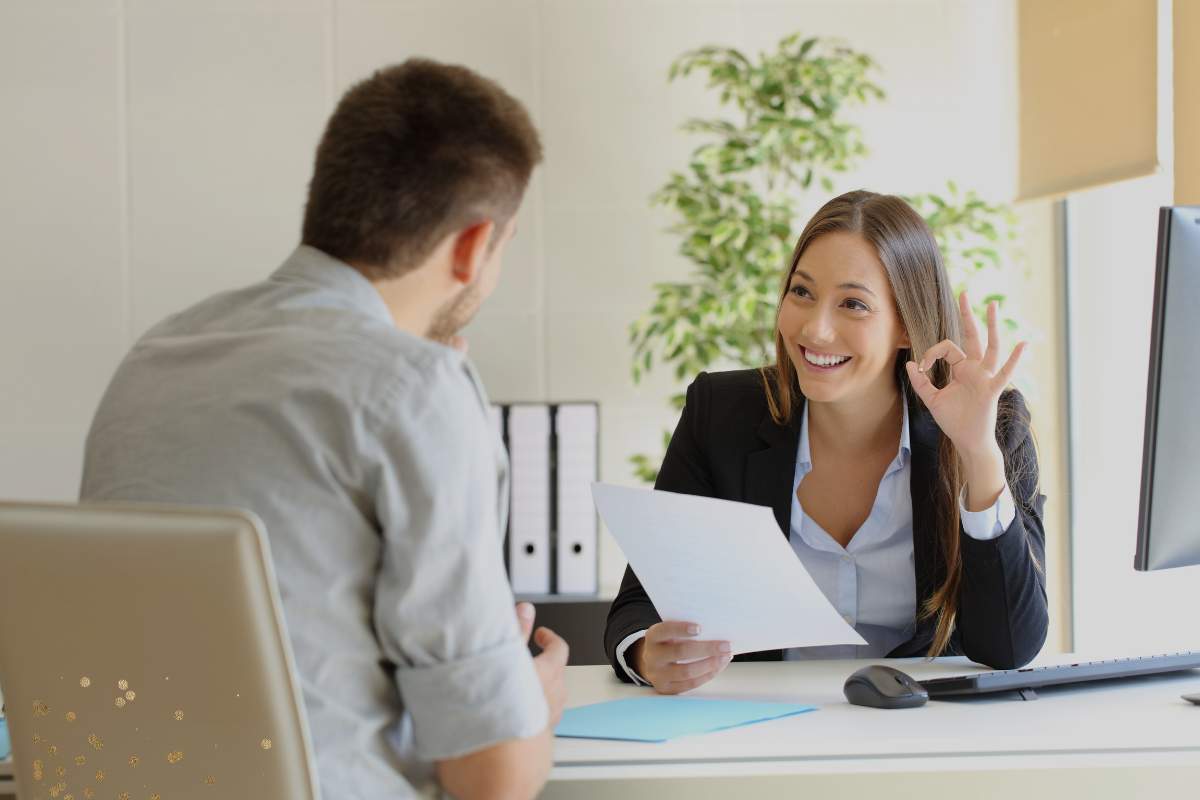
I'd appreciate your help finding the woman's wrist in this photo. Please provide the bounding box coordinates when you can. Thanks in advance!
[629,638,646,678]
[957,439,1003,468]
[958,442,1006,512]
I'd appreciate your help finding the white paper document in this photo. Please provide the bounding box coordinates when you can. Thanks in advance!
[593,482,867,655]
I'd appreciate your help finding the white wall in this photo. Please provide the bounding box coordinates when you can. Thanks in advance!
[1,0,1045,600]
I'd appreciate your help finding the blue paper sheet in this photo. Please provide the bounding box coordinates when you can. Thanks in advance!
[554,697,816,742]
[0,717,9,760]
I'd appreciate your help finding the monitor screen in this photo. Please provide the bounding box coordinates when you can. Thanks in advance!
[1135,205,1200,570]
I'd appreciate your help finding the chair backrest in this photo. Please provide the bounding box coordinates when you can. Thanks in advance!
[0,502,320,800]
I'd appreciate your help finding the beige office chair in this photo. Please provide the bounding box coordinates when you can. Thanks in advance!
[0,502,320,800]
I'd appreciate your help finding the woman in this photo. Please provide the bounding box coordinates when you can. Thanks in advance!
[604,190,1048,694]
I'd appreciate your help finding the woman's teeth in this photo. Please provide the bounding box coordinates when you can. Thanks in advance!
[803,349,850,368]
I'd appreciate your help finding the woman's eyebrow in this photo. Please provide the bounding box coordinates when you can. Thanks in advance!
[793,269,877,298]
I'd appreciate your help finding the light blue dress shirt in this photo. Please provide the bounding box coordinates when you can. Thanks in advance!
[787,400,1014,660]
[617,398,1016,683]
[81,246,546,798]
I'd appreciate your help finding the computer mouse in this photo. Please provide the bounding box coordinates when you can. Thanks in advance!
[843,664,929,709]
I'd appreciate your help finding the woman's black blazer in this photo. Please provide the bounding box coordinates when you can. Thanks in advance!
[604,368,1049,680]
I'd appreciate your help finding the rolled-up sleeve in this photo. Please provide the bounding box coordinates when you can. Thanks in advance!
[394,638,546,760]
[366,356,547,761]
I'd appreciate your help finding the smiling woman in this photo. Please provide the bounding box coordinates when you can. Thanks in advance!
[604,190,1049,695]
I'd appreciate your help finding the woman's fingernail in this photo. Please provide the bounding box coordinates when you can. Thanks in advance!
[719,642,732,654]
[686,624,701,635]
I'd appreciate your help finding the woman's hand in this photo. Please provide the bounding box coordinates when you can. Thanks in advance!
[905,291,1025,459]
[905,291,1024,510]
[632,621,732,695]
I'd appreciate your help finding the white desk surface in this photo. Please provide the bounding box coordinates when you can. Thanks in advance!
[3,661,1199,798]
[548,656,1200,798]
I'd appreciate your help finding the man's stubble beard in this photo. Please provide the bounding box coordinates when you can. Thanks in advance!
[427,280,482,345]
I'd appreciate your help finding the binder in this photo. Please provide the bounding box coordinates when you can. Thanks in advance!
[554,403,599,594]
[506,404,552,594]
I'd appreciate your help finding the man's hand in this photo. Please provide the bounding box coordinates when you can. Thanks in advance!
[632,621,731,695]
[516,602,569,726]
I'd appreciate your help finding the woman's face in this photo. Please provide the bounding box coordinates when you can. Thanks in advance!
[777,231,910,406]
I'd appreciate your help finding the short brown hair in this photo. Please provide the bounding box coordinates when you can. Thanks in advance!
[302,58,542,280]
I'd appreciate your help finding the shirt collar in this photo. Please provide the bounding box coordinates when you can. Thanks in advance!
[269,244,395,326]
[797,396,912,471]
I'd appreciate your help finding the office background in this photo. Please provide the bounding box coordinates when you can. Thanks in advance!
[1,0,1196,661]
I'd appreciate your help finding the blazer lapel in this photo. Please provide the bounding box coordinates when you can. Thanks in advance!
[907,392,943,607]
[744,397,803,537]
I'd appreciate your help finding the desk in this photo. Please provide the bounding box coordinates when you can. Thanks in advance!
[547,657,1200,799]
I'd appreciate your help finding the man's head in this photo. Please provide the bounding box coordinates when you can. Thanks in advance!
[301,59,541,339]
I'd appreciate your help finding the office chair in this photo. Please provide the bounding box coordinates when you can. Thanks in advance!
[0,502,320,799]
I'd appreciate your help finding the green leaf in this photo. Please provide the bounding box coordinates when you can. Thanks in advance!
[709,218,740,247]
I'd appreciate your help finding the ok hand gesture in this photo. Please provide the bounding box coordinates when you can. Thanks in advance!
[904,291,1025,459]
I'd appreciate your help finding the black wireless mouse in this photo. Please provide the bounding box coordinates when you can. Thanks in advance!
[843,664,929,709]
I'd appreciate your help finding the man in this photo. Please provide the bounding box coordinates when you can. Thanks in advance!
[80,59,567,799]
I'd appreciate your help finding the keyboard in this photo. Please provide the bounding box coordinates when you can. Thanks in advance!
[919,651,1200,698]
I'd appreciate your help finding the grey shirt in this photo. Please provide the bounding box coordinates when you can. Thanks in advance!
[80,245,547,799]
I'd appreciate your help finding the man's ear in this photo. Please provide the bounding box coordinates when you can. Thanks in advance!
[450,219,496,285]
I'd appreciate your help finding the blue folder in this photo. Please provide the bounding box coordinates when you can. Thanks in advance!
[0,717,9,760]
[554,696,816,743]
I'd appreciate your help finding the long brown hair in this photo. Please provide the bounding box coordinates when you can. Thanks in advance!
[762,190,996,658]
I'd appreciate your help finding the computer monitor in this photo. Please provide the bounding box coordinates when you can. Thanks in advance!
[1135,205,1200,570]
